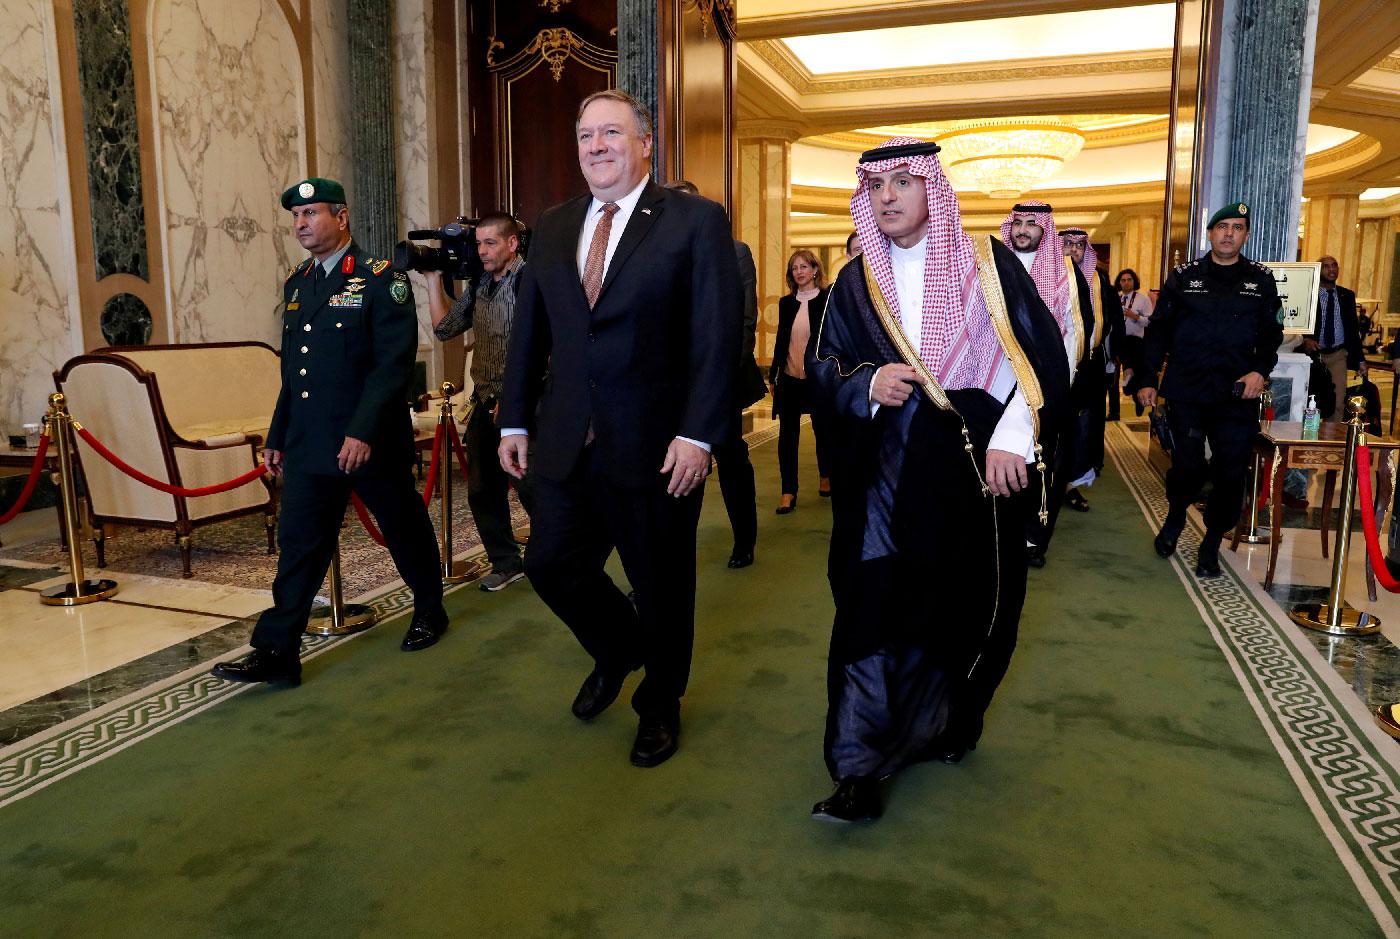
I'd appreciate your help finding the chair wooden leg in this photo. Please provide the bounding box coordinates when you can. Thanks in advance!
[265,512,277,555]
[177,533,192,578]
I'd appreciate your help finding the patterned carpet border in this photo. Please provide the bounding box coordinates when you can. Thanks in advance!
[0,579,415,809]
[1106,422,1400,937]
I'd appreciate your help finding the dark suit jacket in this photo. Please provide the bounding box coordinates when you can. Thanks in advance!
[266,241,418,476]
[501,181,740,488]
[770,287,831,384]
[735,241,767,408]
[1309,284,1361,369]
[1095,267,1125,360]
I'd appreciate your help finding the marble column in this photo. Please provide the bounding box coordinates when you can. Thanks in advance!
[1179,0,1320,263]
[349,0,398,261]
[1122,210,1165,291]
[736,123,800,368]
[616,0,659,179]
[1356,216,1398,306]
[1300,188,1362,274]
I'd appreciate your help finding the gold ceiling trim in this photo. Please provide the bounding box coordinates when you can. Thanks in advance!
[745,40,1173,95]
[1377,54,1400,74]
[802,117,1170,152]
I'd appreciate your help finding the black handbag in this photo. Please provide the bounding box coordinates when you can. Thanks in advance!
[1149,404,1174,454]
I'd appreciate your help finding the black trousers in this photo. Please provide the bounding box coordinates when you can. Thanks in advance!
[775,372,832,496]
[251,468,444,654]
[464,398,527,574]
[1106,366,1121,421]
[523,445,704,721]
[712,425,757,553]
[1164,398,1258,537]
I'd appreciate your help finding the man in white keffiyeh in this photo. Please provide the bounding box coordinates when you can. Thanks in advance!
[805,138,1070,823]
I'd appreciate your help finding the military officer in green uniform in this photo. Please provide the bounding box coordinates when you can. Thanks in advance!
[1136,201,1283,578]
[212,177,447,687]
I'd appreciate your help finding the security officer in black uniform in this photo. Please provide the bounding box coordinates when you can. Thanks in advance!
[212,177,447,687]
[1136,201,1283,578]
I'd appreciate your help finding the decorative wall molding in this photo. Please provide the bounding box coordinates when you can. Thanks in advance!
[683,0,736,39]
[486,27,616,83]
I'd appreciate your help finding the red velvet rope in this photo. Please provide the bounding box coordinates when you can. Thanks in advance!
[1356,445,1400,593]
[0,435,51,525]
[74,426,266,497]
[349,493,386,547]
[446,418,470,479]
[346,421,446,548]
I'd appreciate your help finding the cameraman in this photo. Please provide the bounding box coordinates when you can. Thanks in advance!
[424,212,528,592]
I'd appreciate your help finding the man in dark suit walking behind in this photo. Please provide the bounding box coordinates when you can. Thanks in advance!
[1301,255,1365,418]
[498,90,740,767]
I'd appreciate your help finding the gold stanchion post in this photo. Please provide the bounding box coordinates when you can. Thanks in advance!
[1289,396,1382,636]
[306,527,375,635]
[40,393,118,606]
[1239,388,1273,546]
[436,382,489,585]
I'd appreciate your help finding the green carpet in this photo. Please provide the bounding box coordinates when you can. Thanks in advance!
[0,434,1383,937]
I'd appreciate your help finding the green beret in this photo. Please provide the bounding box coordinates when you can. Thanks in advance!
[1208,201,1250,229]
[281,177,347,210]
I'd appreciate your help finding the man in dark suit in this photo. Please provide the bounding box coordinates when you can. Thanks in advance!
[499,91,739,767]
[1301,255,1364,418]
[211,177,447,687]
[664,179,764,569]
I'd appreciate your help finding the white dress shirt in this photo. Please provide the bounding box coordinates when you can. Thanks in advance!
[870,240,1036,462]
[1016,248,1078,380]
[502,177,709,451]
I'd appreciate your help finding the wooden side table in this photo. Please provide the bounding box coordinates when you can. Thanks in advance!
[1233,420,1400,589]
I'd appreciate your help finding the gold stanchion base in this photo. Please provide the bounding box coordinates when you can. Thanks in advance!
[443,556,491,584]
[1289,602,1382,636]
[305,603,376,636]
[1239,532,1271,545]
[40,579,119,606]
[1375,704,1400,741]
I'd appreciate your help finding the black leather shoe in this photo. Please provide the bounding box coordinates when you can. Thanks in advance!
[936,741,977,765]
[630,715,680,767]
[400,611,447,652]
[1026,545,1046,569]
[1154,516,1185,559]
[571,665,636,720]
[775,494,797,515]
[812,777,882,823]
[210,648,300,687]
[1065,488,1090,512]
[1195,537,1223,578]
[727,548,754,569]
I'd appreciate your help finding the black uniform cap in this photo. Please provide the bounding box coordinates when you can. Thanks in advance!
[858,141,942,164]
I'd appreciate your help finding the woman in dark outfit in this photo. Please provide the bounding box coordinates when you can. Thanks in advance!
[771,250,833,513]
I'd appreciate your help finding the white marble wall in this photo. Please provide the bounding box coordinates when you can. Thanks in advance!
[150,0,303,346]
[394,0,440,368]
[311,0,353,183]
[0,0,80,431]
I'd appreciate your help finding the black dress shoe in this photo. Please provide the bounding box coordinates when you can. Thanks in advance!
[210,648,300,687]
[811,776,882,823]
[630,715,680,767]
[1154,516,1185,559]
[1195,537,1223,578]
[571,665,636,720]
[775,494,797,515]
[1026,545,1046,569]
[1065,488,1090,512]
[727,548,754,569]
[400,611,447,652]
[935,741,977,765]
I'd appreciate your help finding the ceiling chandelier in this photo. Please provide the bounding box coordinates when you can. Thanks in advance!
[937,120,1086,199]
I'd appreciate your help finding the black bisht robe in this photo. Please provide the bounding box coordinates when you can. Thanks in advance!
[807,236,1069,781]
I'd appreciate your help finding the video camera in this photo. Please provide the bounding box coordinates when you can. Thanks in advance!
[394,215,531,296]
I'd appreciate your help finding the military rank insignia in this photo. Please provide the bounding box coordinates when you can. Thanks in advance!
[341,254,356,275]
[371,259,391,276]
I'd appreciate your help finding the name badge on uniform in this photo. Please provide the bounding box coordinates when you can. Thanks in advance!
[287,303,300,310]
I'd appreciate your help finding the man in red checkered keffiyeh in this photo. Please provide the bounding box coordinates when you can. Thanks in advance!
[1000,200,1071,339]
[803,137,1071,826]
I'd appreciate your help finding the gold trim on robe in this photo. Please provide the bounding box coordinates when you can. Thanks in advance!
[1064,255,1086,366]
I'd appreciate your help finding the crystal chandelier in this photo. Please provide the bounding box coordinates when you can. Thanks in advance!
[937,120,1086,199]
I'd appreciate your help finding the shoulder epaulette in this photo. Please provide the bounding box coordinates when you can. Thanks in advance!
[370,259,390,276]
[287,258,312,280]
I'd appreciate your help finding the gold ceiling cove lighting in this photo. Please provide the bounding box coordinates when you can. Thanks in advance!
[936,121,1086,199]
